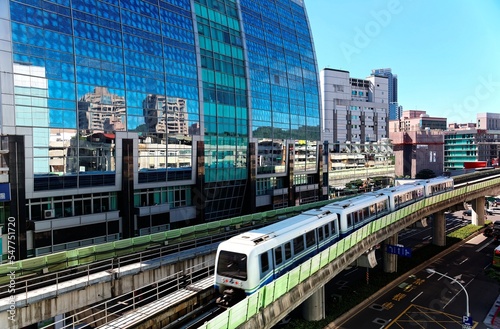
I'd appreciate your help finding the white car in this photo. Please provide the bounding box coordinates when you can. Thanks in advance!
[487,208,500,215]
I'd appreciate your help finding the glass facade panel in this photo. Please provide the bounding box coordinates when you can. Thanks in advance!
[10,0,200,188]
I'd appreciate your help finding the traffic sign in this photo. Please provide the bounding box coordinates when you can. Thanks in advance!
[386,244,412,257]
[462,315,473,329]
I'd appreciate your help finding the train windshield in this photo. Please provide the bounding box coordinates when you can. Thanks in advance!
[217,250,247,280]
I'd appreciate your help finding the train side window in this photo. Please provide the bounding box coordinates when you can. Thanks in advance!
[330,221,336,234]
[306,230,315,248]
[284,242,292,260]
[325,223,331,237]
[353,211,359,224]
[274,246,283,265]
[317,227,324,242]
[377,201,386,213]
[294,235,304,254]
[260,252,269,274]
[347,213,352,226]
[363,207,369,219]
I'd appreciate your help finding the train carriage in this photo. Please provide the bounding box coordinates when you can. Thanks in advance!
[418,177,454,197]
[321,193,390,237]
[374,183,425,211]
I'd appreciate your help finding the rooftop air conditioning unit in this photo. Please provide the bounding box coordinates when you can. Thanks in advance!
[44,209,55,219]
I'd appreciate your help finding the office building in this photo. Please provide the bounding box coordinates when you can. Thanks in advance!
[321,68,389,146]
[477,112,500,130]
[0,0,322,260]
[445,113,500,171]
[390,110,447,132]
[372,68,399,120]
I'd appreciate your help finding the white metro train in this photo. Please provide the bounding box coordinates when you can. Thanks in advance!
[214,176,453,305]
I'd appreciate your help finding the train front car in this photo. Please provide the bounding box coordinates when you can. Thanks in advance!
[214,209,340,306]
[214,238,254,306]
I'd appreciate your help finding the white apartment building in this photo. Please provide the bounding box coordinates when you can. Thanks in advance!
[320,68,389,148]
[319,69,393,190]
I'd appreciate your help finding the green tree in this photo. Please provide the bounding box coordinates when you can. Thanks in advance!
[415,169,436,179]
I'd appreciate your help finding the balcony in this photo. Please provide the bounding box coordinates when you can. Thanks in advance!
[135,203,170,217]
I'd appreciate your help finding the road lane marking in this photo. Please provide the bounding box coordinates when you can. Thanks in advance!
[443,278,474,311]
[411,291,423,303]
[392,293,406,301]
[436,272,448,281]
[476,238,494,252]
[343,268,358,276]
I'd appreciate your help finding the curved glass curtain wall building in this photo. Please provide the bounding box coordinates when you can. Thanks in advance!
[0,0,321,259]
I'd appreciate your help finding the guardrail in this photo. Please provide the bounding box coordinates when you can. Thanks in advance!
[0,235,222,301]
[199,177,500,329]
[41,261,214,329]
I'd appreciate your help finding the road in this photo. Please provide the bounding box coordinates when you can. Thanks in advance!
[324,210,473,305]
[335,212,500,329]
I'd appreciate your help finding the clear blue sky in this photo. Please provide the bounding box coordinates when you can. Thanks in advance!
[306,0,500,124]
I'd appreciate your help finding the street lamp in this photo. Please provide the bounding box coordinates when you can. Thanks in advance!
[426,268,470,317]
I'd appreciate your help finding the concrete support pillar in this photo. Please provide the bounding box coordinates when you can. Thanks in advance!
[384,234,398,273]
[432,211,446,247]
[471,196,486,226]
[302,285,325,321]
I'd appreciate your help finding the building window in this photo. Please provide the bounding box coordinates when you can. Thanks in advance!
[168,186,191,208]
[28,192,118,220]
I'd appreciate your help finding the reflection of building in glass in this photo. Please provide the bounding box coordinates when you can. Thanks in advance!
[294,141,317,172]
[48,129,76,174]
[257,139,285,173]
[138,137,191,170]
[13,64,50,174]
[143,95,188,136]
[13,63,49,126]
[67,133,116,173]
[78,87,126,134]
